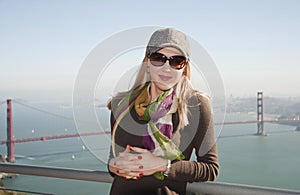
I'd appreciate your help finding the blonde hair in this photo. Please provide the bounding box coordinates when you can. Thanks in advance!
[108,56,202,130]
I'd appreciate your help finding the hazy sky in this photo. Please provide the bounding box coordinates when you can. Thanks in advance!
[1,0,300,102]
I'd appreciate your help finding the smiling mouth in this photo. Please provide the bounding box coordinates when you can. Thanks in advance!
[159,75,172,81]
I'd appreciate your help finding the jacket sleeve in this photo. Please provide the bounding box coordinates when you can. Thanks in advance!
[107,111,116,177]
[107,98,120,177]
[167,94,220,182]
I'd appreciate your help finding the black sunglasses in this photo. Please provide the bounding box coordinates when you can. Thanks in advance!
[148,52,187,70]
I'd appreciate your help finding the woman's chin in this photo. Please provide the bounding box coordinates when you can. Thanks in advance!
[156,83,174,91]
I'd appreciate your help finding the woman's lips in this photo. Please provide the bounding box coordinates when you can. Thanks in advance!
[159,75,172,81]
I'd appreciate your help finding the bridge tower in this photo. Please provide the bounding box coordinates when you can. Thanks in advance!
[7,99,15,162]
[257,92,265,135]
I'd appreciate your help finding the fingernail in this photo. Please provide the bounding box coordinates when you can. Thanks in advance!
[127,145,133,149]
[123,176,127,180]
[116,170,119,173]
[139,173,144,177]
[139,165,143,169]
[138,156,142,160]
[136,176,140,180]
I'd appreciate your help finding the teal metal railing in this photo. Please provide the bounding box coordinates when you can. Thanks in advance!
[1,163,300,195]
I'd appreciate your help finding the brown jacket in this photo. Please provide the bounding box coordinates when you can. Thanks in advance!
[108,94,219,195]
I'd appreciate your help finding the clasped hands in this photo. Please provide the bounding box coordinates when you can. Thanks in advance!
[109,145,168,180]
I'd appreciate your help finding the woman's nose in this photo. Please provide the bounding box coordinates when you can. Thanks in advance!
[162,60,171,72]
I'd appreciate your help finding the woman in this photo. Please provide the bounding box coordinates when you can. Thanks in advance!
[107,27,219,195]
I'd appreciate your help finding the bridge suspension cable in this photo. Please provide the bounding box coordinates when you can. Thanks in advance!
[0,100,7,106]
[12,99,74,121]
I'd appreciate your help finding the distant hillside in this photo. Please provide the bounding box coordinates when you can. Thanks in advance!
[225,96,300,117]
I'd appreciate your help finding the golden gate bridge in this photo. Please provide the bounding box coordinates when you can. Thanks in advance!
[1,92,299,163]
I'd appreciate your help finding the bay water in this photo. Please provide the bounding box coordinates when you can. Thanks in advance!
[0,101,299,194]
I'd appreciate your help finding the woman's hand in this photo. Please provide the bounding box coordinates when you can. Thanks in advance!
[109,145,142,179]
[108,145,168,179]
[129,146,168,176]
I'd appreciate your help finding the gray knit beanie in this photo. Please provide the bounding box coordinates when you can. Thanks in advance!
[146,28,190,59]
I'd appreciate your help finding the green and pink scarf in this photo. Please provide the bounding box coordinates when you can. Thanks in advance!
[111,82,184,180]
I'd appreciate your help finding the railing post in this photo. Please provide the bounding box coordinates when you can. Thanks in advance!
[7,99,15,162]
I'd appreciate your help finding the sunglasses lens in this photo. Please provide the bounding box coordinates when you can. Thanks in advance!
[170,56,186,70]
[149,53,166,66]
[149,53,187,70]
